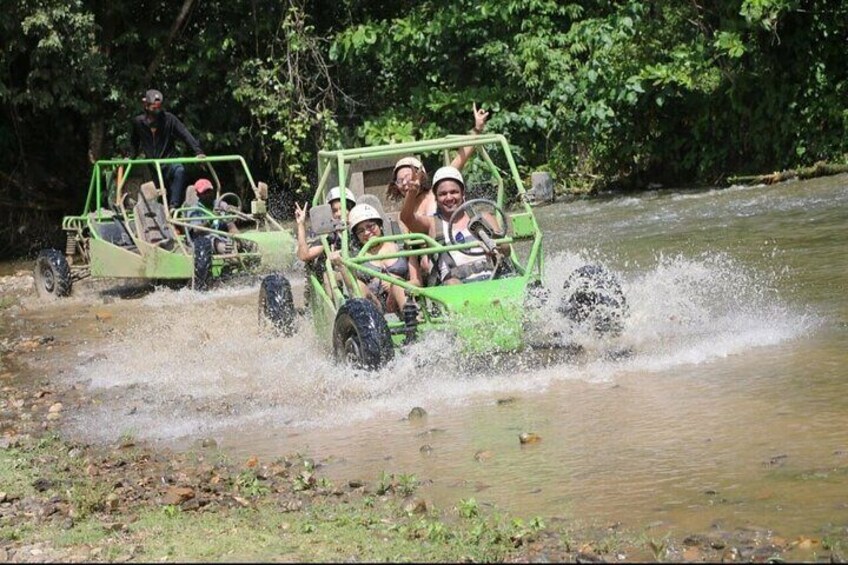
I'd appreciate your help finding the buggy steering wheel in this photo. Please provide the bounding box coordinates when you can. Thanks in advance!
[217,192,243,212]
[447,198,508,256]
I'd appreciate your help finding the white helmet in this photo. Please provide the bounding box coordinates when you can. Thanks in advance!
[348,204,383,229]
[432,166,464,191]
[326,186,357,207]
[392,156,424,181]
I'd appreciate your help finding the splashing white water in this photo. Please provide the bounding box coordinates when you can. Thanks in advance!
[62,249,814,444]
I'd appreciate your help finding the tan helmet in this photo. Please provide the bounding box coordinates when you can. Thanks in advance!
[392,156,424,181]
[326,186,357,208]
[348,204,383,229]
[431,166,465,192]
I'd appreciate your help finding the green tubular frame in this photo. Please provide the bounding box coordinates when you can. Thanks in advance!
[309,134,545,352]
[60,155,294,280]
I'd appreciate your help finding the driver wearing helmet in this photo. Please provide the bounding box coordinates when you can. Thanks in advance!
[401,166,510,285]
[333,203,421,313]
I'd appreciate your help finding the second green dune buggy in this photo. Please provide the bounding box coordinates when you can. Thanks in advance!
[33,155,296,298]
[259,134,627,369]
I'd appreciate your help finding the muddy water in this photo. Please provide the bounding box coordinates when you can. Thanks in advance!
[7,174,848,538]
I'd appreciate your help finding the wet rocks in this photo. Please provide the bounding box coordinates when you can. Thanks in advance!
[407,407,427,420]
[94,310,113,321]
[32,478,53,492]
[401,495,428,515]
[519,432,542,445]
[474,450,494,462]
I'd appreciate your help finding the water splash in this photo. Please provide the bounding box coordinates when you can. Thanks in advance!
[61,248,813,444]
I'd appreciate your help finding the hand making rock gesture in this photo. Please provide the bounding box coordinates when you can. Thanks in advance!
[472,102,490,134]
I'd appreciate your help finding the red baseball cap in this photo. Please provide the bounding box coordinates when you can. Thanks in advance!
[195,178,213,194]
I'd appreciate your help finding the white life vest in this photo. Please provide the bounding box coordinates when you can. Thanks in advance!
[433,215,493,283]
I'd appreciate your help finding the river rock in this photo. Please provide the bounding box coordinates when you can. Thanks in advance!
[198,437,217,449]
[48,402,62,413]
[161,486,195,506]
[474,450,494,462]
[407,407,427,420]
[32,478,53,492]
[180,498,201,512]
[105,493,120,512]
[94,311,113,321]
[527,171,555,205]
[721,547,740,562]
[519,432,542,445]
[401,496,428,515]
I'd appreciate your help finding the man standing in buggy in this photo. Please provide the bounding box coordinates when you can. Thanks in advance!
[129,89,206,209]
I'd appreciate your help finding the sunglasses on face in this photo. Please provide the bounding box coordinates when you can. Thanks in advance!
[355,221,380,236]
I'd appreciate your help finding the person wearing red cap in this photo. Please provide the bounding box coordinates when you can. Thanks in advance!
[186,178,237,252]
[130,89,206,209]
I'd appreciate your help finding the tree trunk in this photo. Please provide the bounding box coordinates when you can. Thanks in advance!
[725,162,848,186]
[144,0,197,83]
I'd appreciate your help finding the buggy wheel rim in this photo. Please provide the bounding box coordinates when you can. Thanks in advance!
[40,263,55,293]
[343,336,362,364]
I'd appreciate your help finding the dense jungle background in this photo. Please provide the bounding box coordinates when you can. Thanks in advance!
[1,0,846,259]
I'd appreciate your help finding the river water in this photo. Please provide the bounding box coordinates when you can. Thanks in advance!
[7,174,848,539]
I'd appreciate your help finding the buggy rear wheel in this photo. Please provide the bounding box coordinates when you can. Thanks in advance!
[259,273,296,336]
[34,249,72,299]
[332,299,394,370]
[558,264,627,336]
[192,236,213,291]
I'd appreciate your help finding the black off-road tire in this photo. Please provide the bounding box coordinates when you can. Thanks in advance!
[34,249,72,299]
[332,298,394,370]
[258,273,296,336]
[558,264,628,336]
[192,236,213,291]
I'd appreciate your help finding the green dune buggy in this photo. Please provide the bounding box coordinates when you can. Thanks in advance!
[259,134,626,368]
[33,155,295,298]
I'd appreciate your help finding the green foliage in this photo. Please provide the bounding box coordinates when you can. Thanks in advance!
[162,504,180,518]
[236,470,271,497]
[457,497,480,519]
[1,0,846,257]
[376,471,418,497]
[329,0,846,190]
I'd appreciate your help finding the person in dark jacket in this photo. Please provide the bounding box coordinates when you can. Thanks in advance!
[130,89,206,209]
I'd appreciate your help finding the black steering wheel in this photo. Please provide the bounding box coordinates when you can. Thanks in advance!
[447,198,508,256]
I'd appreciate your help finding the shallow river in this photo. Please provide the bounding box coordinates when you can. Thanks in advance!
[8,174,848,539]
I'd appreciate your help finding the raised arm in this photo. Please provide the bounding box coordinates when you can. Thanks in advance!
[399,176,434,235]
[449,102,490,171]
[294,202,324,262]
